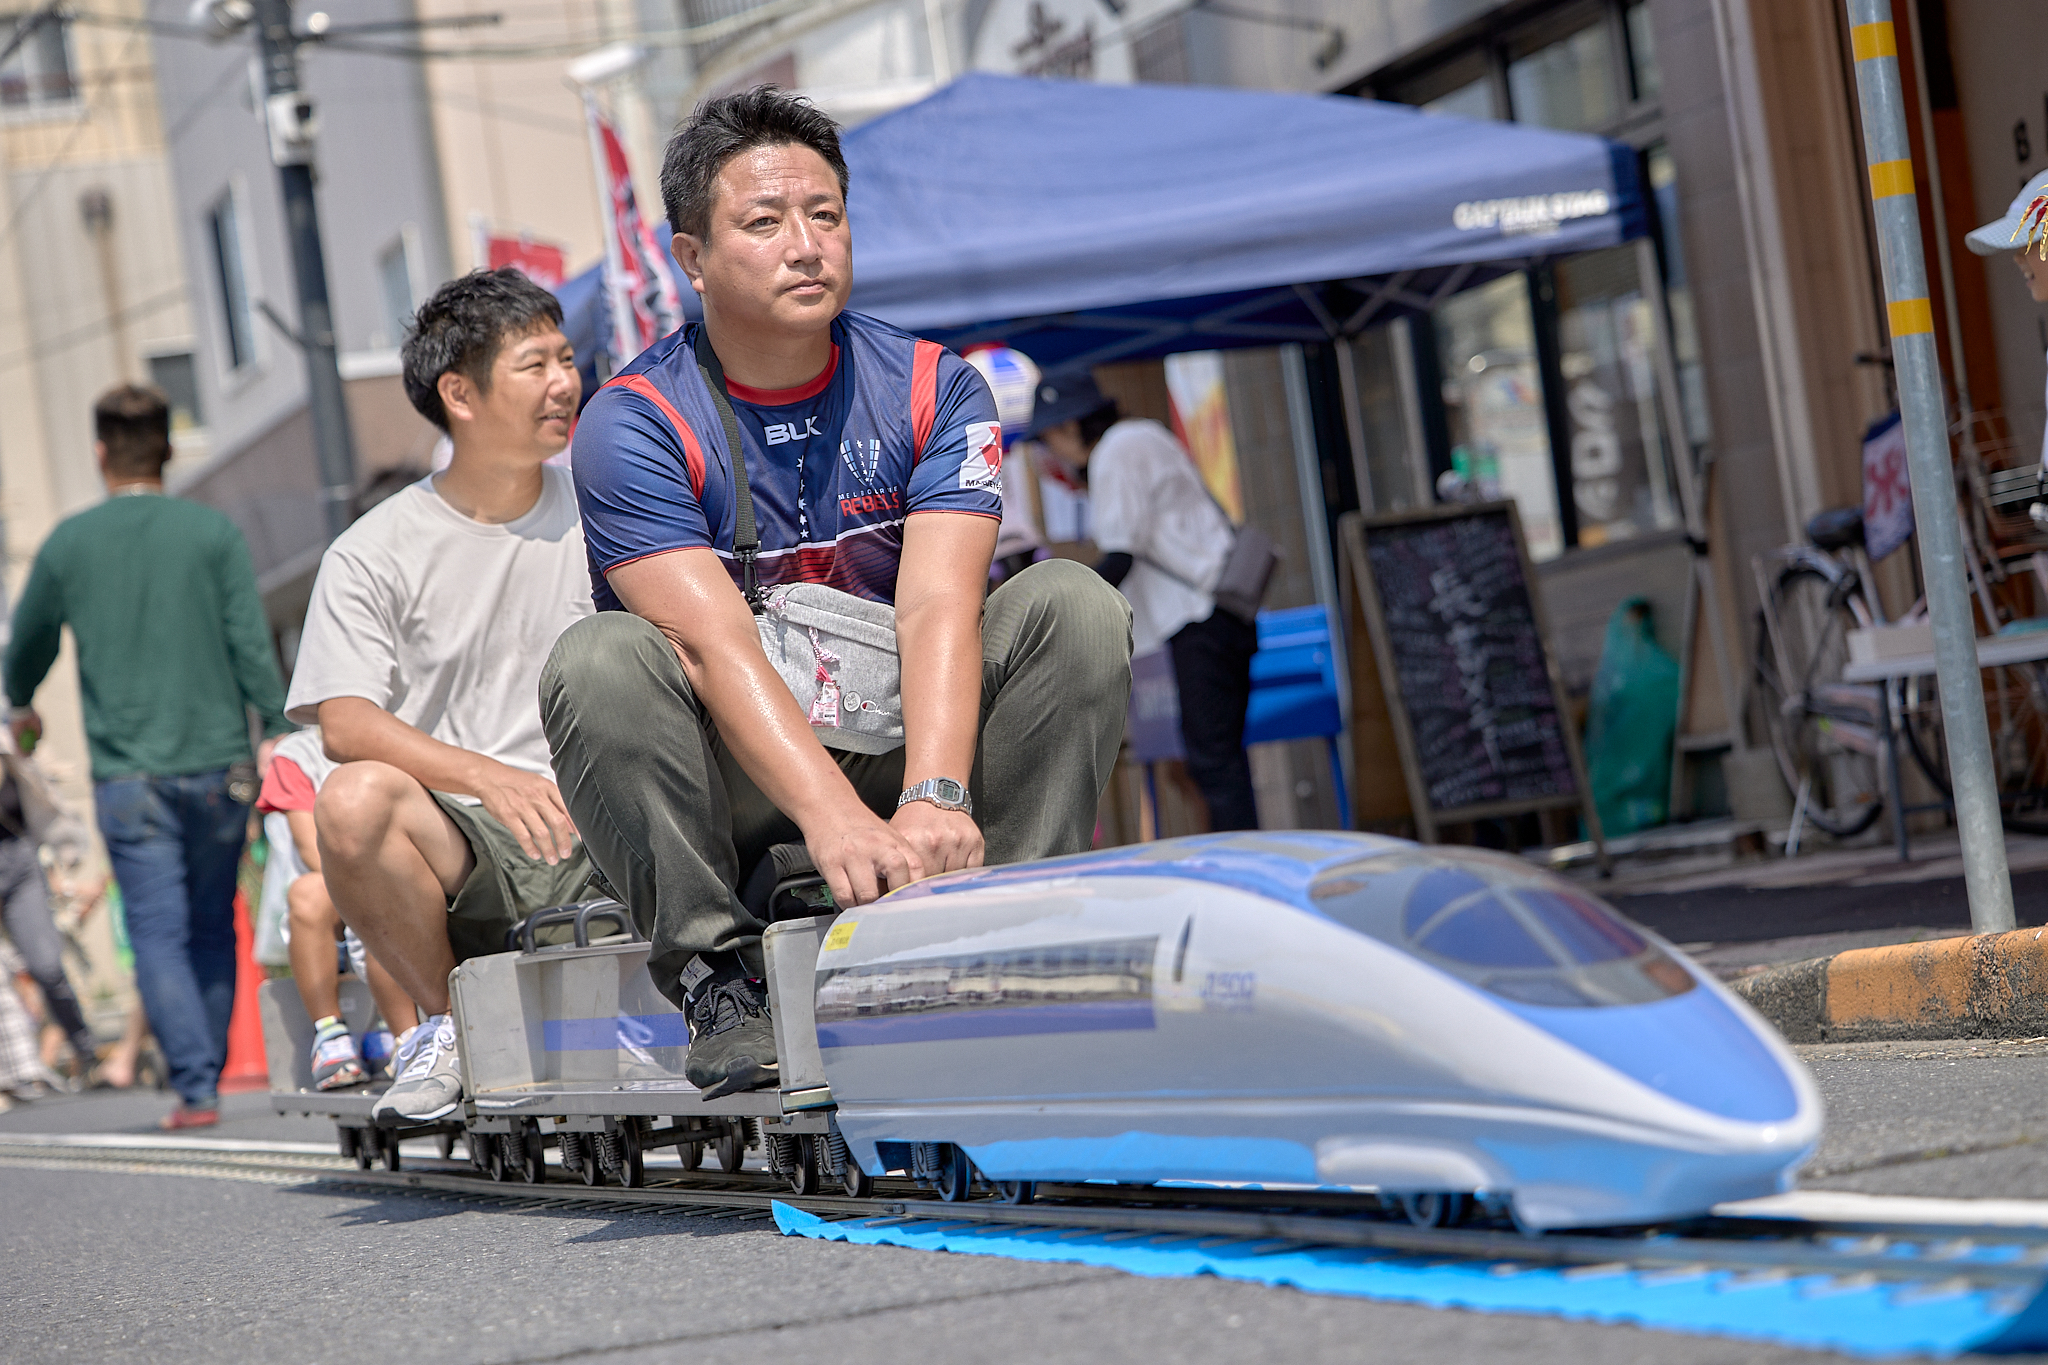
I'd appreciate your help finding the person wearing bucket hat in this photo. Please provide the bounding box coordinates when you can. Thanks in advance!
[1029,369,1260,831]
[1968,170,2048,474]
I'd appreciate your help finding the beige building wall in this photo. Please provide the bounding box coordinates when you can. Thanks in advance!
[415,0,666,279]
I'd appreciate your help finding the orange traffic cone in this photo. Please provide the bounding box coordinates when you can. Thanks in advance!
[220,888,269,1093]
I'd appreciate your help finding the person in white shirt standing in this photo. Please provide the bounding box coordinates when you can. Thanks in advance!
[288,268,596,1125]
[1029,370,1259,830]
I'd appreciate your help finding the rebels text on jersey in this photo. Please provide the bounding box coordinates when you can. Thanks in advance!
[572,311,1003,610]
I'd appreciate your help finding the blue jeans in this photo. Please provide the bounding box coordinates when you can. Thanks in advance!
[96,770,248,1107]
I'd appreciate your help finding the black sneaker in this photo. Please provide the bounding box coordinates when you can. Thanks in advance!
[685,971,779,1099]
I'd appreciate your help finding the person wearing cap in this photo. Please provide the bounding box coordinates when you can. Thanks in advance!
[1029,371,1260,831]
[1967,170,2048,473]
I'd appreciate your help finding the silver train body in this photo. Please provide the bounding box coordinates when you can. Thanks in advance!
[265,831,1820,1228]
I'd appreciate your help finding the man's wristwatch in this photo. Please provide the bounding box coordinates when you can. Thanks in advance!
[898,777,973,816]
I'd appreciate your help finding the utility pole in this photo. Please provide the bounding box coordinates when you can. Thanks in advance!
[1845,0,2015,934]
[197,0,357,540]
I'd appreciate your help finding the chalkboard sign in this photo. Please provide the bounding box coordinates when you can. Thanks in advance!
[1341,504,1605,856]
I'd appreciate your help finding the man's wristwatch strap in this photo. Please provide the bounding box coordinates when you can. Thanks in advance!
[898,777,972,816]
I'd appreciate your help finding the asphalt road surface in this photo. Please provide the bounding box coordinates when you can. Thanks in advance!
[9,1043,2048,1365]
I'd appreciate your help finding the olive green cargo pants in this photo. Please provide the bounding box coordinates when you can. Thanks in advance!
[539,559,1133,1007]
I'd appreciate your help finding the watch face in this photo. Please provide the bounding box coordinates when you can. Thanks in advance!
[933,778,965,804]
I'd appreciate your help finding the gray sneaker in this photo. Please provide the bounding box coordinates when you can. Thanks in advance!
[370,1014,462,1125]
[685,976,778,1100]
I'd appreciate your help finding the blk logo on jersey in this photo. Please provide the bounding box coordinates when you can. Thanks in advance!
[958,421,1003,493]
[765,416,823,445]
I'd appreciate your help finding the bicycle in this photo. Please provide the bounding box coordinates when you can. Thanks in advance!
[1754,501,2048,841]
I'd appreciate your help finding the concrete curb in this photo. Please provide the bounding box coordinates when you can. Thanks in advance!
[1728,926,2048,1042]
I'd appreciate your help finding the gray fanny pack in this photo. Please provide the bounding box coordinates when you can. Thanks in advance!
[695,330,905,755]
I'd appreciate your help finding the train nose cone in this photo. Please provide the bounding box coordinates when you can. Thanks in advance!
[1511,985,1803,1125]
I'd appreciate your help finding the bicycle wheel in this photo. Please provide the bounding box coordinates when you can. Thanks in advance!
[1897,662,2048,832]
[1755,567,1886,838]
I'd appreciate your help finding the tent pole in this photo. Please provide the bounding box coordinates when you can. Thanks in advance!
[1845,0,2012,933]
[1281,343,1354,818]
[1333,339,1376,514]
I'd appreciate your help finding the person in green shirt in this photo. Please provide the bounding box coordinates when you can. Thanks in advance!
[2,384,292,1129]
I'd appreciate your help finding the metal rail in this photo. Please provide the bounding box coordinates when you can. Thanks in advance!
[7,1138,2048,1292]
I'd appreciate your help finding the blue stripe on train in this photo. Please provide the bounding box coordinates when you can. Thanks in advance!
[817,999,1154,1047]
[542,1014,693,1051]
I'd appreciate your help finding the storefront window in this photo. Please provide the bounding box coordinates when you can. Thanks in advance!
[1553,246,1680,547]
[1506,18,1617,132]
[1647,143,1709,447]
[1433,274,1563,560]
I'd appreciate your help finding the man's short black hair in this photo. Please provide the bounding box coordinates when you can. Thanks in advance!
[94,383,172,478]
[661,86,848,241]
[401,267,564,431]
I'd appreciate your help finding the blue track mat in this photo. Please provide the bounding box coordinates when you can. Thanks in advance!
[775,1204,2048,1357]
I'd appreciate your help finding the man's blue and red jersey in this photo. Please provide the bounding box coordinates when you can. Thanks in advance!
[571,310,1003,610]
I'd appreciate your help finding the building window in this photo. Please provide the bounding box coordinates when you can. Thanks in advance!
[1623,0,1659,105]
[208,191,256,372]
[0,13,73,108]
[148,352,204,433]
[1422,78,1495,121]
[1131,13,1190,85]
[378,234,418,350]
[1506,12,1619,132]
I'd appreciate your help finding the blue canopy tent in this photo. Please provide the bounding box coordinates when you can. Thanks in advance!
[839,74,1647,369]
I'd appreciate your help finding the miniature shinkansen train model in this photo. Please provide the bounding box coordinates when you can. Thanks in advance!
[263,832,1821,1231]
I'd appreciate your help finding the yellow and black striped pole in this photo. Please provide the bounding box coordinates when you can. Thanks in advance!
[1849,0,2013,931]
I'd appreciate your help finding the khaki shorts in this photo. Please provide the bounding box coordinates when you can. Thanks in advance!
[431,792,595,961]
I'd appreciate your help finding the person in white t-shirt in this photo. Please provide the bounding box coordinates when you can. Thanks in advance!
[1029,370,1259,830]
[288,268,595,1125]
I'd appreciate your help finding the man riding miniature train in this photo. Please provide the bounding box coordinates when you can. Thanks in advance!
[541,87,1133,1098]
[289,268,597,1124]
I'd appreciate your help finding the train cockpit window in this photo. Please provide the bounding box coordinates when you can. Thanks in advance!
[1309,855,1694,1008]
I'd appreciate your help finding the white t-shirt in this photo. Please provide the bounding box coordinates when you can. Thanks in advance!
[1088,418,1233,655]
[285,466,593,786]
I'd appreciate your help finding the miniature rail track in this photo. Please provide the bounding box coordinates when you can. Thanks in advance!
[8,1133,2048,1295]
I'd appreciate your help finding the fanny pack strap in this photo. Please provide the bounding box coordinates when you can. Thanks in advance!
[692,327,764,614]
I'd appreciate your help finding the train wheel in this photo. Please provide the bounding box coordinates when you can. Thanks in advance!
[789,1136,821,1195]
[485,1135,507,1182]
[515,1122,544,1184]
[717,1122,746,1174]
[680,1140,703,1171]
[437,1132,457,1160]
[841,1160,873,1198]
[580,1133,605,1187]
[619,1120,645,1189]
[1398,1192,1468,1228]
[559,1131,585,1178]
[337,1126,358,1163]
[380,1129,403,1173]
[996,1181,1035,1205]
[936,1145,973,1203]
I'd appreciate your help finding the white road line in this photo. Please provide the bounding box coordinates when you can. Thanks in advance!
[0,1132,340,1154]
[1721,1191,2048,1227]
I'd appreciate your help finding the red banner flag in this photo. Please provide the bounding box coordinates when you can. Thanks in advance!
[584,96,686,366]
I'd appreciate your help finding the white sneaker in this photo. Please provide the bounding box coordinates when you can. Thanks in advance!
[370,1015,462,1124]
